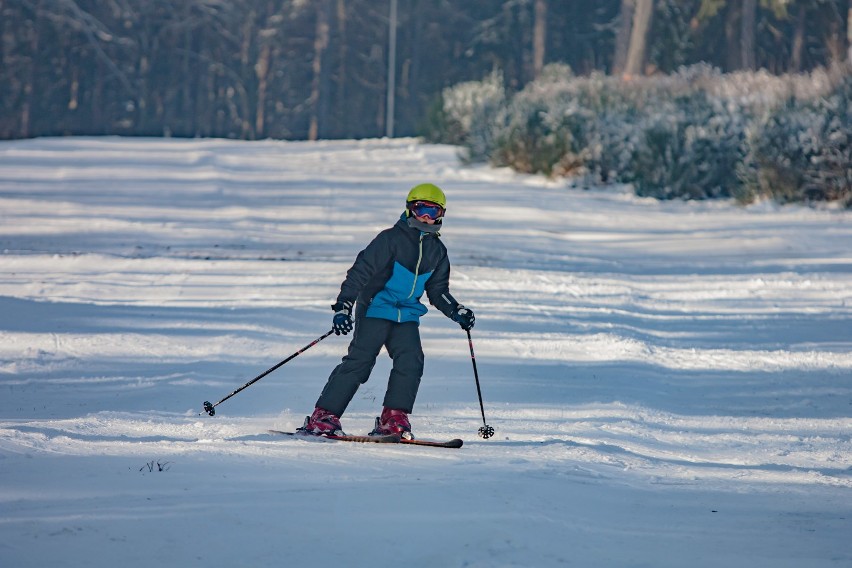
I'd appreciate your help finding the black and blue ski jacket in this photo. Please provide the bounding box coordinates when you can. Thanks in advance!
[336,214,461,324]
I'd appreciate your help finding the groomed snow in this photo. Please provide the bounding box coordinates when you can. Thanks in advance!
[1,137,850,567]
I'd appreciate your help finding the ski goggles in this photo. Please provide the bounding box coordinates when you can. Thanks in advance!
[408,200,445,220]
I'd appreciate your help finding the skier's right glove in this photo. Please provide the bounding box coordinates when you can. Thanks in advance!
[451,305,475,331]
[331,300,353,335]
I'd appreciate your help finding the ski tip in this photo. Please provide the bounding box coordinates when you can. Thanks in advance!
[268,429,297,436]
[400,437,464,448]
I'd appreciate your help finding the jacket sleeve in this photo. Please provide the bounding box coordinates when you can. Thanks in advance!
[426,253,460,319]
[336,229,393,305]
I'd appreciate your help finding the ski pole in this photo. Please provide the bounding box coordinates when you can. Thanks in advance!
[466,329,495,439]
[201,329,335,416]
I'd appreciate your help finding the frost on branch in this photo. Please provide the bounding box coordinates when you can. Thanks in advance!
[437,62,850,206]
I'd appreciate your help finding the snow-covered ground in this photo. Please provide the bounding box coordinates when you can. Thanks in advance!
[1,137,850,567]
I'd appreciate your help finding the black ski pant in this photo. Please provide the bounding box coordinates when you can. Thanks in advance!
[316,316,424,417]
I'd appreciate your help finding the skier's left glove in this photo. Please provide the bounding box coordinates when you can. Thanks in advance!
[331,301,353,335]
[451,305,475,331]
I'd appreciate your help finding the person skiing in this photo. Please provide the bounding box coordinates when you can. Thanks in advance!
[298,183,475,440]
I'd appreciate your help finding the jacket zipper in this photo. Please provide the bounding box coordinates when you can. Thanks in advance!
[399,233,425,322]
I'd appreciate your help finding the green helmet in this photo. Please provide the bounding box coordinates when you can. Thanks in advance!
[406,183,446,209]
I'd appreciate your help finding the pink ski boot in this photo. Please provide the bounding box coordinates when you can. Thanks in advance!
[371,407,414,440]
[298,407,344,436]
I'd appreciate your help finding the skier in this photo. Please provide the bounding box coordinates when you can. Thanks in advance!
[298,183,475,439]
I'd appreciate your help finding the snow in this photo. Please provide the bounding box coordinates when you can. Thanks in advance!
[1,136,851,567]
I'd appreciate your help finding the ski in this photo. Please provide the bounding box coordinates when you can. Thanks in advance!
[399,437,463,449]
[268,430,400,444]
[365,416,463,448]
[268,429,462,448]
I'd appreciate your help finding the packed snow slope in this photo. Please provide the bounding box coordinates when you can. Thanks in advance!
[1,137,850,567]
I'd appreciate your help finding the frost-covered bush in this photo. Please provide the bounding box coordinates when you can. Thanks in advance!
[627,90,749,199]
[483,64,752,197]
[488,68,640,179]
[741,70,851,207]
[437,71,506,162]
[490,65,594,176]
[555,72,641,182]
[435,62,849,205]
[490,99,587,175]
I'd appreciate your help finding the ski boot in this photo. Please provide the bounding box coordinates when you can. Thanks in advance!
[370,407,414,440]
[297,407,345,437]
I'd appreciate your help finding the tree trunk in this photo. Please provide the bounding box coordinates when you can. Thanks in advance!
[824,2,847,63]
[614,0,635,76]
[335,0,348,138]
[181,23,193,136]
[624,0,653,78]
[724,2,740,71]
[848,5,852,62]
[255,42,270,138]
[533,0,547,77]
[239,10,256,139]
[309,0,330,141]
[740,0,757,70]
[791,3,806,72]
[22,0,43,137]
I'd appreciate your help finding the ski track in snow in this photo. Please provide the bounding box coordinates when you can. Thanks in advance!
[1,137,851,567]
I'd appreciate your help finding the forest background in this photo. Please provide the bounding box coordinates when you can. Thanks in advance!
[2,0,850,205]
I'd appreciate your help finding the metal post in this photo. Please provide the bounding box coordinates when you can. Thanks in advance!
[386,0,397,138]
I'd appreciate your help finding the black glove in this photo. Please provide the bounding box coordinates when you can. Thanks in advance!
[451,305,475,331]
[331,300,353,335]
